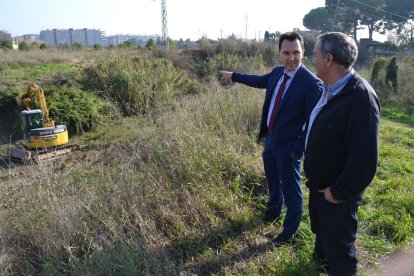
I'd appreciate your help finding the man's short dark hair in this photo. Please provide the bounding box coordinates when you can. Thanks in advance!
[318,32,358,68]
[278,32,304,51]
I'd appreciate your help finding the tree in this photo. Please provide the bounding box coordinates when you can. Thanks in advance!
[72,42,83,50]
[118,40,133,48]
[385,0,414,26]
[58,43,70,50]
[387,20,414,47]
[18,41,29,51]
[303,7,334,33]
[30,41,39,50]
[145,38,157,50]
[303,36,318,57]
[0,40,13,49]
[264,31,270,42]
[264,31,280,45]
[385,56,398,92]
[93,44,102,50]
[39,43,48,50]
[167,37,176,49]
[325,0,365,39]
[326,0,414,40]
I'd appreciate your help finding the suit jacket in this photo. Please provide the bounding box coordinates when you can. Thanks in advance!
[304,72,380,201]
[232,64,322,158]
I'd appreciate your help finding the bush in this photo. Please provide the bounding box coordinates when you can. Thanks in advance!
[93,44,102,50]
[392,56,414,112]
[72,42,83,51]
[190,38,279,79]
[192,53,267,80]
[18,41,30,51]
[45,86,117,135]
[369,56,414,113]
[40,43,48,50]
[82,56,203,116]
[385,56,398,92]
[0,93,22,141]
[0,40,13,49]
[371,57,389,83]
[58,43,70,50]
[371,57,391,102]
[145,38,157,50]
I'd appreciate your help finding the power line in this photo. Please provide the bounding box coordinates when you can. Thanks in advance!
[332,0,342,31]
[351,0,412,21]
[341,5,404,26]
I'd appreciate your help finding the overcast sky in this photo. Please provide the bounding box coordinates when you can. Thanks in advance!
[1,0,384,41]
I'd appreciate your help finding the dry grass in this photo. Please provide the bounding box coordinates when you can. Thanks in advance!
[0,47,413,274]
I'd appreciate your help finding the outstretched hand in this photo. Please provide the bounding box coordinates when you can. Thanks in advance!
[219,71,233,85]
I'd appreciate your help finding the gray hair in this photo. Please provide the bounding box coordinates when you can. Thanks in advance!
[318,32,358,68]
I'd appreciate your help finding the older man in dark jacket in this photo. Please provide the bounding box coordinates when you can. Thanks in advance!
[305,32,380,275]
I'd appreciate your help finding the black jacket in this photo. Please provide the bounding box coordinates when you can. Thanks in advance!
[304,72,380,201]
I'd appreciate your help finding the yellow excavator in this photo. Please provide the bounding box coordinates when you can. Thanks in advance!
[8,83,78,162]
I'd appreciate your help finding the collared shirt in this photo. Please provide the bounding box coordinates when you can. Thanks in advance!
[267,64,301,127]
[305,69,355,148]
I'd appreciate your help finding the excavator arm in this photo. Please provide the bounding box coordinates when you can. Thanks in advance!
[15,83,55,127]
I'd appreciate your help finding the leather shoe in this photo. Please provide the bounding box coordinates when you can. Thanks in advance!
[271,233,294,246]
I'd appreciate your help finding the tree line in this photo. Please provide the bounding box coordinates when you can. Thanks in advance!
[303,0,414,47]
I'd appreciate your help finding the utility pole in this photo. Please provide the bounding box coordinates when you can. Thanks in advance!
[245,13,248,40]
[161,0,169,49]
[331,0,341,31]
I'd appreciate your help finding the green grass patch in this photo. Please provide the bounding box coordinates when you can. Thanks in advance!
[0,62,76,89]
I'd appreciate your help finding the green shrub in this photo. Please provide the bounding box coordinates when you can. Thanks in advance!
[371,57,389,83]
[39,43,48,50]
[82,56,202,116]
[395,56,414,112]
[192,53,267,80]
[371,56,414,113]
[0,93,22,141]
[45,86,117,135]
[58,43,70,50]
[385,57,398,92]
[190,37,281,79]
[93,44,102,50]
[72,42,83,51]
[18,41,30,51]
[0,40,13,49]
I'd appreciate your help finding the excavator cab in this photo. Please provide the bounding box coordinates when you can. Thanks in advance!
[22,109,44,131]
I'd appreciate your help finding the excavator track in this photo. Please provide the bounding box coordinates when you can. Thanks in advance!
[7,143,80,163]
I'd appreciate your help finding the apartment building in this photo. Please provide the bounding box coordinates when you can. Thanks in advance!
[105,34,159,46]
[0,30,12,41]
[40,28,104,47]
[14,34,41,43]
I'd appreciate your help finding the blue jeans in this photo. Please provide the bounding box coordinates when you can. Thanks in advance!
[262,149,302,236]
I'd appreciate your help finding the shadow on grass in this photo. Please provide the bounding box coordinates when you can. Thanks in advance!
[164,217,273,275]
[188,241,273,275]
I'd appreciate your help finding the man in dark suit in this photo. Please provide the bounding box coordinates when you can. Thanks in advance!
[304,32,380,275]
[220,32,322,243]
